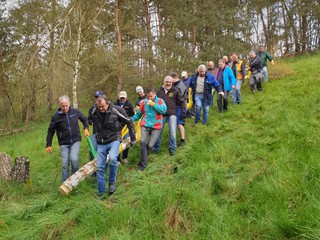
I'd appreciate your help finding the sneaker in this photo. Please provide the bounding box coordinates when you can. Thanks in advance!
[179,141,186,147]
[117,161,121,167]
[109,183,116,195]
[121,158,128,164]
[169,151,175,156]
[137,166,145,172]
[97,192,105,198]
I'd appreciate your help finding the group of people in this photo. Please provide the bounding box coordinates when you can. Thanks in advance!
[45,46,274,197]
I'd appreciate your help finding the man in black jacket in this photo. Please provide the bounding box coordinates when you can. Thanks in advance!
[46,95,89,182]
[153,76,185,156]
[247,51,263,93]
[93,96,136,196]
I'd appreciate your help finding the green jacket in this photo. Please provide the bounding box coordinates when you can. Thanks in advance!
[256,51,273,68]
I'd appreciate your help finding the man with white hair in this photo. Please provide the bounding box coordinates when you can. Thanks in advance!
[46,95,89,182]
[154,76,185,156]
[189,64,223,125]
[247,51,263,92]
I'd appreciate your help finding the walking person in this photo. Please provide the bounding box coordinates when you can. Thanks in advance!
[92,96,136,196]
[135,85,146,111]
[114,91,134,164]
[171,72,187,146]
[216,59,236,112]
[189,64,223,125]
[132,87,167,171]
[207,61,218,78]
[153,76,185,156]
[256,45,274,82]
[88,90,105,160]
[45,95,89,182]
[247,51,263,93]
[230,53,245,104]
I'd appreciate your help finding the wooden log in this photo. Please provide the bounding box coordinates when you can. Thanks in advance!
[12,156,30,183]
[59,137,134,195]
[59,121,141,195]
[0,152,12,181]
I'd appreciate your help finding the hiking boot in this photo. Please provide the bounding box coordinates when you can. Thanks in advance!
[108,183,116,195]
[169,151,175,156]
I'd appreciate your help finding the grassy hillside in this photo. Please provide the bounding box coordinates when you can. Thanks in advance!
[1,54,320,239]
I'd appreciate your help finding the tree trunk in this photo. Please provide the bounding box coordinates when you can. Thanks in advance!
[0,152,12,181]
[115,0,123,93]
[12,156,30,183]
[47,0,56,111]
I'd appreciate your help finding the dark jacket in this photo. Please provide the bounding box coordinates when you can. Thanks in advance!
[189,72,221,106]
[135,95,146,107]
[156,86,185,117]
[256,51,273,68]
[114,100,134,117]
[88,104,98,134]
[46,107,89,147]
[174,80,187,102]
[249,56,262,72]
[92,104,136,145]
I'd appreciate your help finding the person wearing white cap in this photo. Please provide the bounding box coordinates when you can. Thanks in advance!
[135,86,146,110]
[114,91,134,164]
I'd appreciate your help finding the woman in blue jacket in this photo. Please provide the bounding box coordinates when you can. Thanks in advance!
[216,59,236,112]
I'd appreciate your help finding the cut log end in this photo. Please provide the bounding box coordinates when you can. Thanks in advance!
[59,184,71,195]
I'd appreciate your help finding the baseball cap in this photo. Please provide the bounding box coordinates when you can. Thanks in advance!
[136,86,144,94]
[181,71,188,78]
[94,90,105,97]
[119,91,127,99]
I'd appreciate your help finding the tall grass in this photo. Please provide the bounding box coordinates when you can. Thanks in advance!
[1,54,320,239]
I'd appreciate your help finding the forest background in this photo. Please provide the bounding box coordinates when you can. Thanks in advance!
[0,0,319,131]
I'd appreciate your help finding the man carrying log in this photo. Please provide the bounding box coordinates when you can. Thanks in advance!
[45,95,89,182]
[92,95,136,196]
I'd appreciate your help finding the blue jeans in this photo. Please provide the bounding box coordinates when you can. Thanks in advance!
[195,94,209,124]
[231,80,242,104]
[153,115,177,154]
[262,66,268,82]
[59,141,80,182]
[96,141,120,194]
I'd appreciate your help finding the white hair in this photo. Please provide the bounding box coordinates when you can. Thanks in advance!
[198,64,206,71]
[59,95,70,104]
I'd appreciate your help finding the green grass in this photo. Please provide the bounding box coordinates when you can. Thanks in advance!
[1,54,320,239]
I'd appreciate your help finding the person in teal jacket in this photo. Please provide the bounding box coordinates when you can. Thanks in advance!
[132,87,167,171]
[256,45,274,82]
[216,59,236,112]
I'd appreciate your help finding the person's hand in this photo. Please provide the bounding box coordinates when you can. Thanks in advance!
[130,140,137,146]
[271,60,275,66]
[232,85,236,89]
[218,92,224,96]
[147,100,155,107]
[246,67,250,71]
[46,146,52,154]
[134,106,140,112]
[84,129,90,137]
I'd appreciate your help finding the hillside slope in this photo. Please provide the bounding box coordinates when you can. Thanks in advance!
[1,54,320,239]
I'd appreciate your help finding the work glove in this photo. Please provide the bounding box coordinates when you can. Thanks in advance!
[218,92,224,97]
[271,60,275,66]
[46,146,52,154]
[84,128,90,137]
[130,140,137,146]
[180,111,186,121]
[147,100,155,107]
